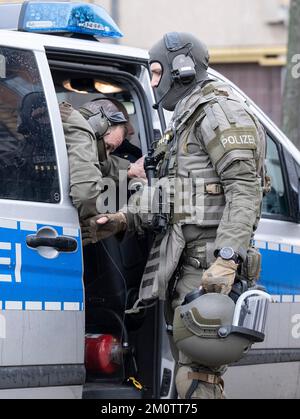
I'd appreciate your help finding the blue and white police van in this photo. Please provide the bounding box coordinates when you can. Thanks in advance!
[0,1,300,399]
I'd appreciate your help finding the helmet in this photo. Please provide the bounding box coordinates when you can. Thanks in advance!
[149,32,210,111]
[79,99,127,138]
[173,288,271,368]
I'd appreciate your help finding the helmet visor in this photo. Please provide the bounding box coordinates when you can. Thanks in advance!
[232,290,272,336]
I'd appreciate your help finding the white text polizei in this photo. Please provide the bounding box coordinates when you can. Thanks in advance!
[221,134,255,148]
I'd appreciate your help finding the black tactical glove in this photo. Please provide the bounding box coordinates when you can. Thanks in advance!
[81,212,127,246]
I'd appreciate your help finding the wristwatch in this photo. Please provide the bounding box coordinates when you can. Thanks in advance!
[218,247,241,264]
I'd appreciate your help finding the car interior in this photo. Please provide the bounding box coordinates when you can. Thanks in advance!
[49,58,160,398]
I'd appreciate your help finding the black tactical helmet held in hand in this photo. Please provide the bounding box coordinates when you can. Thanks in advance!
[149,32,210,111]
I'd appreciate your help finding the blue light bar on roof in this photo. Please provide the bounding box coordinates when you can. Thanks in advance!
[18,1,123,38]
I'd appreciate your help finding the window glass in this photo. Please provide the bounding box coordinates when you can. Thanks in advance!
[262,135,289,217]
[0,47,60,203]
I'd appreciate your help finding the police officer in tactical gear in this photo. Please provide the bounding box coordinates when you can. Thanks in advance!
[60,99,127,220]
[60,98,145,222]
[81,32,266,399]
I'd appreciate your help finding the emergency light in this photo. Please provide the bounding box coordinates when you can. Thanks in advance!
[16,1,123,38]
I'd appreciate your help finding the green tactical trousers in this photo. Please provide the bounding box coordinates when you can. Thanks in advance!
[165,226,227,399]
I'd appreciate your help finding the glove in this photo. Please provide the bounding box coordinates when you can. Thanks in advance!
[81,212,127,246]
[201,257,238,295]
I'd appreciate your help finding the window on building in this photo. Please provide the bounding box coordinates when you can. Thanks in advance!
[262,134,289,217]
[0,47,60,203]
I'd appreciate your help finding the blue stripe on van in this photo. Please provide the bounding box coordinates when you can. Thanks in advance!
[259,246,300,296]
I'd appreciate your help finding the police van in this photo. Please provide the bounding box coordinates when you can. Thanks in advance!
[0,1,299,400]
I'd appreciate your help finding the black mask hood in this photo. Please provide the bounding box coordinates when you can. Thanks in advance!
[149,32,209,111]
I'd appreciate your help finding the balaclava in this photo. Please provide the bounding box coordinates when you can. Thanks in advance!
[18,92,49,138]
[149,32,210,111]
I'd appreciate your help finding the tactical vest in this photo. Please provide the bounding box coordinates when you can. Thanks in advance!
[132,81,266,304]
[153,80,266,229]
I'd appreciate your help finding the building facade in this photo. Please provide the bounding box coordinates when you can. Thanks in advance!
[109,0,288,126]
[0,0,289,125]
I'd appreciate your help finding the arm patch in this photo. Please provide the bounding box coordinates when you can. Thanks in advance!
[219,127,257,150]
[206,126,258,174]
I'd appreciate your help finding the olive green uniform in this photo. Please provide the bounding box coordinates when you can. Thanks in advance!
[59,102,130,220]
[125,81,265,398]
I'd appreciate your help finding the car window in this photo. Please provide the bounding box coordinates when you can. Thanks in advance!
[262,134,289,217]
[0,47,60,203]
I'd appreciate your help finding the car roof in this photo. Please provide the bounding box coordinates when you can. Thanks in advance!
[0,29,149,60]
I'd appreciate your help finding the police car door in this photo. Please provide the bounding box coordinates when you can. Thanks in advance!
[0,32,84,398]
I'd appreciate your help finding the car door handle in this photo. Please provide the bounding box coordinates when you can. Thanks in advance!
[26,235,78,253]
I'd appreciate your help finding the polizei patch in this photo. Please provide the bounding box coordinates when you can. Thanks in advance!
[221,133,255,148]
[220,128,257,151]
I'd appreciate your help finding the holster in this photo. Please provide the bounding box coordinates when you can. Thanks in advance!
[239,246,262,284]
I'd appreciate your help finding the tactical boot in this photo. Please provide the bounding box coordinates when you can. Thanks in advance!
[176,366,226,399]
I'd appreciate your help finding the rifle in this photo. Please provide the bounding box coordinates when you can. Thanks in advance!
[144,141,169,234]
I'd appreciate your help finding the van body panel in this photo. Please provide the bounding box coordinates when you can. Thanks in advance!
[0,34,85,396]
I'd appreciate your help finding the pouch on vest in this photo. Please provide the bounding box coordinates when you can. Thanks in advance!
[240,246,262,284]
[183,240,216,270]
[200,101,258,176]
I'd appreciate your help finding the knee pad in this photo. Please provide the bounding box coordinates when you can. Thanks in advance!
[175,366,194,399]
[175,366,225,399]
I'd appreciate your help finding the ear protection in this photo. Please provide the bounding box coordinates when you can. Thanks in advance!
[80,106,110,138]
[80,107,127,143]
[164,32,196,84]
[88,110,110,138]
